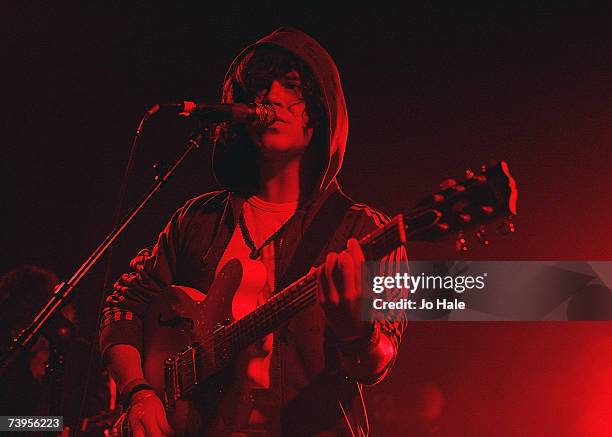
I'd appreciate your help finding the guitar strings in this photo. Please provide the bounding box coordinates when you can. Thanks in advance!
[177,281,319,394]
[177,277,317,369]
[179,279,317,371]
[204,277,317,354]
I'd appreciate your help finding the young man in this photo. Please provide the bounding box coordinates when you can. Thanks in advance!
[100,27,406,436]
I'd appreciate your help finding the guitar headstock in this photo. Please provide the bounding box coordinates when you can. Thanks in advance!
[405,160,518,249]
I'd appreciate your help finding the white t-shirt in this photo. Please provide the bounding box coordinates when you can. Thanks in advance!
[215,195,297,389]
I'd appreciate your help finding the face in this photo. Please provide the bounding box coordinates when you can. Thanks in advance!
[247,70,314,157]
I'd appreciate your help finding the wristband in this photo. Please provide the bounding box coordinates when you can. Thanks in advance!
[121,378,153,409]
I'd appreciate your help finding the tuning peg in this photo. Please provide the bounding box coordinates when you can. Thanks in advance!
[497,216,516,235]
[437,223,450,233]
[459,213,471,223]
[455,231,468,252]
[480,205,494,216]
[476,225,490,246]
[433,194,445,203]
[439,178,457,190]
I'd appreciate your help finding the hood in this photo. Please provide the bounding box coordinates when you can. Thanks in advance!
[213,27,348,193]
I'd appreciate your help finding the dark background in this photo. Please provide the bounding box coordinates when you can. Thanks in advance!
[2,2,612,435]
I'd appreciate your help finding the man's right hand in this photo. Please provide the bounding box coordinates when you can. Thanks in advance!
[105,345,174,436]
[127,389,173,437]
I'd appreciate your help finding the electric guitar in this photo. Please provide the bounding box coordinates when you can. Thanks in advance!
[116,160,518,434]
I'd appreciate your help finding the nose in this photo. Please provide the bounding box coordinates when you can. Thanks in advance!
[260,80,284,108]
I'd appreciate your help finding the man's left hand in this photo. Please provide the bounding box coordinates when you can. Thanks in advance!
[317,238,371,340]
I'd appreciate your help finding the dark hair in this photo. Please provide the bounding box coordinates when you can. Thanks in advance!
[214,46,328,194]
[0,265,58,308]
[228,45,325,129]
[0,265,59,344]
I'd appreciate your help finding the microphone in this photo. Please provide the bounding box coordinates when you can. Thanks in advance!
[146,101,276,127]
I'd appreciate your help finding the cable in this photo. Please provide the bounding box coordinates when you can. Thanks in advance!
[75,109,152,433]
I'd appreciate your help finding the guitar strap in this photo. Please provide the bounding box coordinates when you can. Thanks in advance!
[273,190,367,435]
[277,190,353,291]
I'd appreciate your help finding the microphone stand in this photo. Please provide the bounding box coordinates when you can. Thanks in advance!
[0,129,207,379]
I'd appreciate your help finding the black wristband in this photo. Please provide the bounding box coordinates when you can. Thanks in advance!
[122,382,154,410]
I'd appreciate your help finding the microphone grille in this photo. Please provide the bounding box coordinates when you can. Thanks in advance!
[253,103,277,127]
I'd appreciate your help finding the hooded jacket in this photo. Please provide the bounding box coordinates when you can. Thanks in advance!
[100,28,406,436]
[213,27,348,195]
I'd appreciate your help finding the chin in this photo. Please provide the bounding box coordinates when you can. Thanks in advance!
[258,137,306,155]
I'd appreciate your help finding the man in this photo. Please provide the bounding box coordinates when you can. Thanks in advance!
[100,27,406,436]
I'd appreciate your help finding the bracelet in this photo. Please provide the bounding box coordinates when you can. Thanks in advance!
[121,379,154,410]
[130,390,157,404]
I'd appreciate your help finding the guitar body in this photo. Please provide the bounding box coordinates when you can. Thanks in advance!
[142,259,267,433]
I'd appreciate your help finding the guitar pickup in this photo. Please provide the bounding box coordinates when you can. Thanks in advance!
[164,355,181,410]
[179,344,199,387]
